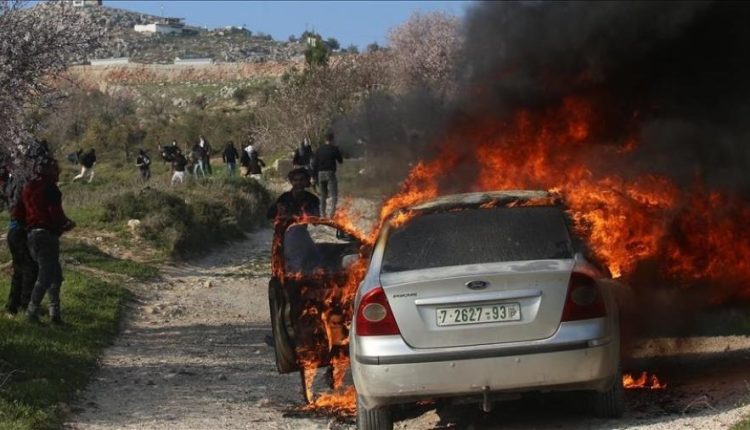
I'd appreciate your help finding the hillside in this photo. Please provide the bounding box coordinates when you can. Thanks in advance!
[32,2,307,63]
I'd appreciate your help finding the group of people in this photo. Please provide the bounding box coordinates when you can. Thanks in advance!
[152,136,266,186]
[2,143,75,324]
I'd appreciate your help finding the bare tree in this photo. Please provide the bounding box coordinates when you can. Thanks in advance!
[255,54,387,152]
[0,0,102,168]
[387,11,462,99]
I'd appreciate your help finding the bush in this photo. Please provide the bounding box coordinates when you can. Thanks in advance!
[101,179,272,258]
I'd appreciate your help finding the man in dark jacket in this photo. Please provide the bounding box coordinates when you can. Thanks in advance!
[135,149,151,182]
[246,150,266,180]
[171,153,188,186]
[23,158,75,324]
[312,132,343,218]
[292,138,313,170]
[222,141,239,177]
[0,169,37,315]
[73,149,96,183]
[199,135,212,175]
[267,168,321,220]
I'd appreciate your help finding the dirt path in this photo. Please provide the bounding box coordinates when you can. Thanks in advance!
[66,226,750,429]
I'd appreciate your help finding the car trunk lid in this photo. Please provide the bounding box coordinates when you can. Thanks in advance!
[381,260,573,348]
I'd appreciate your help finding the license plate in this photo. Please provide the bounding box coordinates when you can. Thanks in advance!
[436,303,521,327]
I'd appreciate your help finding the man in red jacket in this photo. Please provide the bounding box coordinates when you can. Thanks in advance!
[23,158,75,324]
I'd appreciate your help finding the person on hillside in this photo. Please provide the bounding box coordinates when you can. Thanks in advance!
[222,141,239,177]
[23,158,75,324]
[292,138,314,171]
[72,148,96,183]
[312,131,343,218]
[0,167,37,316]
[199,135,212,175]
[135,149,151,182]
[171,152,188,186]
[246,150,266,181]
[191,143,206,177]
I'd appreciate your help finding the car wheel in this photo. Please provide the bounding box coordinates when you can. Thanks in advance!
[592,366,625,418]
[357,395,393,430]
[268,279,298,373]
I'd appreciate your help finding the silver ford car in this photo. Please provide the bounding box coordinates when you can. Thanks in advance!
[351,191,624,430]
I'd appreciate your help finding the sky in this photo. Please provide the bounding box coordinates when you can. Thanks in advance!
[102,0,472,49]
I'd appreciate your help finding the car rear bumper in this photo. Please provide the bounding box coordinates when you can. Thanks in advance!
[351,319,619,408]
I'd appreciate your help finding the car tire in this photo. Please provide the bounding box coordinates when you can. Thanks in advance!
[357,395,393,430]
[268,279,298,374]
[592,367,625,418]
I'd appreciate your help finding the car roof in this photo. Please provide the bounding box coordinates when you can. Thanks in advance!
[408,190,559,212]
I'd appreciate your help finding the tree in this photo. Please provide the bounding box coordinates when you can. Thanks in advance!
[387,11,462,98]
[346,44,359,54]
[0,0,102,168]
[366,43,381,53]
[304,34,329,67]
[325,37,340,51]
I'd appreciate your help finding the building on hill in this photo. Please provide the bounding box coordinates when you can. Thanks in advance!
[67,0,102,6]
[134,17,186,35]
[174,57,213,65]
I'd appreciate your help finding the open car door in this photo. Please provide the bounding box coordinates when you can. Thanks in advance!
[267,217,368,398]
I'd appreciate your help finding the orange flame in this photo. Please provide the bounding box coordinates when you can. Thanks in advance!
[623,371,667,390]
[279,94,749,417]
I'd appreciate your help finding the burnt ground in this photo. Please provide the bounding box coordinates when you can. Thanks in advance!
[65,197,750,429]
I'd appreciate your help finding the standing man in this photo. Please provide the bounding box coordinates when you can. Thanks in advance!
[23,158,75,324]
[72,148,96,183]
[171,152,188,186]
[135,149,151,182]
[266,167,320,220]
[246,150,266,181]
[1,168,37,316]
[223,141,239,177]
[312,131,343,218]
[292,138,313,170]
[191,143,206,177]
[199,135,212,175]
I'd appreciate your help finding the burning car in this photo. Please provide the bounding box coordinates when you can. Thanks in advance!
[351,191,624,429]
[268,215,368,404]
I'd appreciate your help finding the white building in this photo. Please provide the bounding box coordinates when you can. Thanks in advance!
[67,0,102,6]
[134,18,186,35]
[89,57,129,66]
[174,57,214,65]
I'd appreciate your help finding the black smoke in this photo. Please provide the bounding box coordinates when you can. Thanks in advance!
[460,1,750,195]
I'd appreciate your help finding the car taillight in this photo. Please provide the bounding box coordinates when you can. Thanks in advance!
[355,286,401,336]
[561,272,606,321]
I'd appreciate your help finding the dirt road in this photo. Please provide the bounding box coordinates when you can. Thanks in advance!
[66,227,750,430]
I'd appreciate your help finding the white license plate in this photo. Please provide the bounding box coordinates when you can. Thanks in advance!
[436,303,521,327]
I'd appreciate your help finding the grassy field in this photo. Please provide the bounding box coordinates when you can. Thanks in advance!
[0,246,155,429]
[0,156,273,429]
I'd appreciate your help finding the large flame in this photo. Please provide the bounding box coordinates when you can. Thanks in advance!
[283,95,749,417]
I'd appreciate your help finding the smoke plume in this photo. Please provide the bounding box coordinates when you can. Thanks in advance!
[460,1,750,194]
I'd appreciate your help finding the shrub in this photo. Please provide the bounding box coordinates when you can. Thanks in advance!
[101,179,272,258]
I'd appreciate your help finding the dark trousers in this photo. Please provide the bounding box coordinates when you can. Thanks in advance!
[5,227,37,313]
[203,156,212,174]
[139,167,151,181]
[318,171,338,218]
[27,229,63,317]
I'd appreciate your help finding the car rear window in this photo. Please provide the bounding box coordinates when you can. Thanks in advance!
[381,206,573,273]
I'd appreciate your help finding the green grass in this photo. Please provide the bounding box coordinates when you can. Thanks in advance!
[59,240,159,281]
[0,270,131,430]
